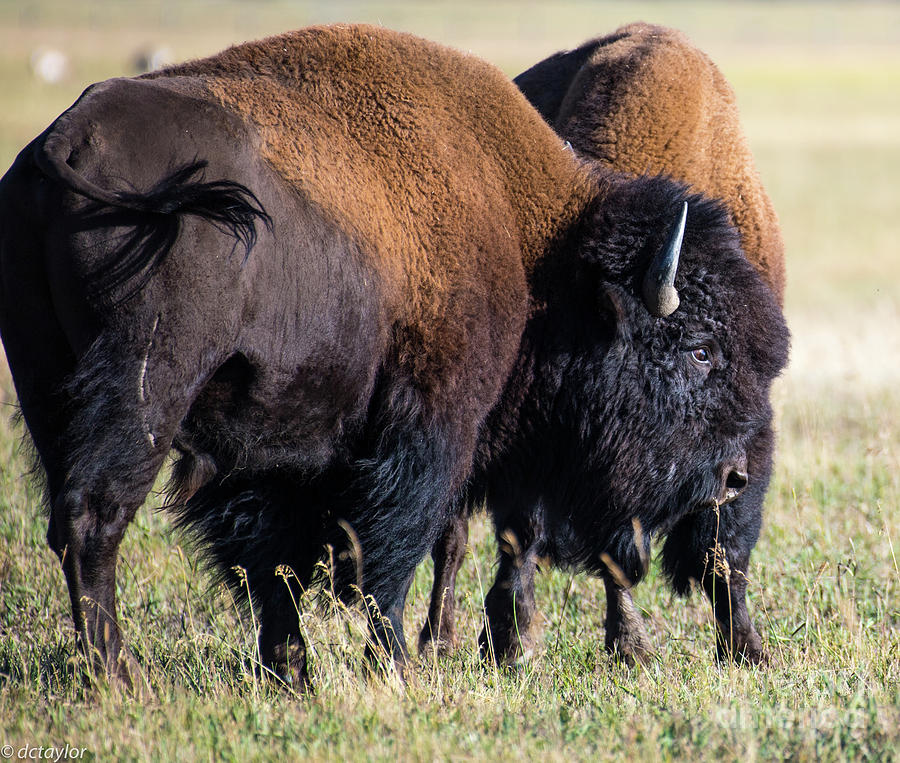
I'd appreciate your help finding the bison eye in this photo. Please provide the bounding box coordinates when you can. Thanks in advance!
[690,346,711,366]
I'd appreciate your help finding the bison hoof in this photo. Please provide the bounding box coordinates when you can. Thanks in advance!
[362,639,410,684]
[262,639,313,695]
[478,628,532,668]
[86,647,152,699]
[721,643,767,666]
[417,621,457,658]
[606,639,656,667]
[263,665,314,696]
[716,629,766,666]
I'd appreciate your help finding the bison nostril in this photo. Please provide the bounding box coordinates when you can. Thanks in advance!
[714,467,749,505]
[726,470,749,491]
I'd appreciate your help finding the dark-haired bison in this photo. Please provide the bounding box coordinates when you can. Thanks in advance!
[0,24,787,691]
[420,24,788,665]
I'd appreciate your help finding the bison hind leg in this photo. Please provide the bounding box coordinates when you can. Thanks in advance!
[172,472,323,690]
[418,512,469,657]
[38,332,194,691]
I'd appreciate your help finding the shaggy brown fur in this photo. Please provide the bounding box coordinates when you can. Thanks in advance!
[153,26,594,408]
[515,22,785,302]
[158,28,592,298]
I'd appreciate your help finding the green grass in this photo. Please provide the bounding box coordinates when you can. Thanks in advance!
[1,386,896,760]
[1,2,899,760]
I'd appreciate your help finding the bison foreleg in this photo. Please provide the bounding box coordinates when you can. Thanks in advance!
[418,513,469,656]
[702,557,765,665]
[258,578,311,693]
[601,571,655,666]
[479,509,544,666]
[661,490,767,666]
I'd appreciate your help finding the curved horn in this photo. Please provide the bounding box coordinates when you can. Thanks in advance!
[642,201,687,317]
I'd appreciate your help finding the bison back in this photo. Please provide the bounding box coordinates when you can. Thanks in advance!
[515,22,785,303]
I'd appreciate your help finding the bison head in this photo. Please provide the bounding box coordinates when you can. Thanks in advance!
[528,175,789,582]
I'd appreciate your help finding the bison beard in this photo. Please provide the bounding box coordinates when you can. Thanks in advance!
[0,25,787,692]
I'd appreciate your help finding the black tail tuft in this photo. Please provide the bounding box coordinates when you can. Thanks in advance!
[42,155,273,303]
[115,160,272,250]
[87,160,272,302]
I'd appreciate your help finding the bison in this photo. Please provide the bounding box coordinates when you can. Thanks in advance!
[420,24,788,665]
[0,24,787,692]
[516,22,786,301]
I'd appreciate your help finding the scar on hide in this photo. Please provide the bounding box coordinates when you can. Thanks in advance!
[139,315,160,448]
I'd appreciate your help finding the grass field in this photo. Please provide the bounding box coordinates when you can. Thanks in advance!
[0,2,898,760]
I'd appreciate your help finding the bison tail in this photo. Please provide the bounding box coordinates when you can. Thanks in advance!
[34,130,272,302]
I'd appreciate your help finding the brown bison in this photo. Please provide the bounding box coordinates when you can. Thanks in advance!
[0,24,787,691]
[517,22,785,300]
[420,24,787,665]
